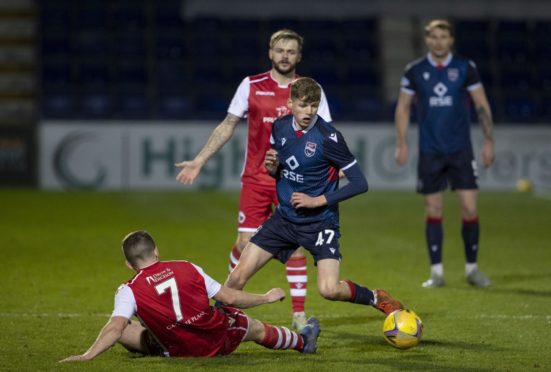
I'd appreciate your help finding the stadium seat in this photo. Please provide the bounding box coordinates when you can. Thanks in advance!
[503,94,542,122]
[42,89,76,119]
[79,91,113,119]
[115,91,149,119]
[158,94,194,119]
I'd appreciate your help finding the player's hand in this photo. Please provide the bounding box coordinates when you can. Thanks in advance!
[395,143,408,166]
[264,288,286,303]
[291,192,326,209]
[264,149,279,175]
[481,140,494,168]
[59,355,90,363]
[174,160,202,184]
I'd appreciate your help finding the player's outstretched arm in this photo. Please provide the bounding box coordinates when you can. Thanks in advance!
[213,286,285,309]
[469,86,495,168]
[59,316,129,362]
[394,91,414,166]
[175,113,241,184]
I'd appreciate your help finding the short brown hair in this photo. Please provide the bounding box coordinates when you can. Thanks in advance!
[269,29,304,52]
[425,19,454,37]
[290,77,321,103]
[122,230,156,267]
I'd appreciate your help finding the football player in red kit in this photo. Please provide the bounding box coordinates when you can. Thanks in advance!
[59,231,320,362]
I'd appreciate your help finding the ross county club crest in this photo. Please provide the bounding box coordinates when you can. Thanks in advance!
[447,68,459,82]
[305,141,317,157]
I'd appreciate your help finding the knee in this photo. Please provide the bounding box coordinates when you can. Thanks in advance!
[290,247,306,258]
[317,281,340,301]
[236,234,252,252]
[226,267,247,290]
[426,203,443,218]
[462,207,478,220]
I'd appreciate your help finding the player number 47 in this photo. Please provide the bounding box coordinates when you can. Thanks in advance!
[315,229,335,246]
[155,278,183,321]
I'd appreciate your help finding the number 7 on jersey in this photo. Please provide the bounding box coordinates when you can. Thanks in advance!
[155,278,184,321]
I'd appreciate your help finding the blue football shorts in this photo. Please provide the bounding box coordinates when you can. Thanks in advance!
[417,147,478,194]
[250,210,342,264]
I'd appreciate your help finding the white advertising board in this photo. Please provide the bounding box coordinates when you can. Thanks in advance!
[39,121,551,191]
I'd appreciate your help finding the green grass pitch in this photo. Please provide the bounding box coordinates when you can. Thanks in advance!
[1,189,550,371]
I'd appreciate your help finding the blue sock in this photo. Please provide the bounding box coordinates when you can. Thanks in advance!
[345,280,374,305]
[426,217,443,265]
[462,217,479,263]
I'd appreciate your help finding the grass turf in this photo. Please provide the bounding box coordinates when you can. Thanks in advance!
[1,189,550,371]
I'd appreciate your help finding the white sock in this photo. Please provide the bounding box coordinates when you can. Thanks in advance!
[465,263,478,275]
[431,263,444,277]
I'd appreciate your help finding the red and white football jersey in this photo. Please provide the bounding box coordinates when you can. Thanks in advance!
[112,261,230,357]
[228,71,332,188]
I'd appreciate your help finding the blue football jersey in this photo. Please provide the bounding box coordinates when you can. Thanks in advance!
[270,114,357,224]
[400,53,482,154]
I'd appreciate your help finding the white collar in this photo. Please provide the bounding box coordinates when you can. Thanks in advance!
[270,71,295,88]
[427,52,453,67]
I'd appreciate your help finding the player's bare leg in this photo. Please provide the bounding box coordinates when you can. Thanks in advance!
[229,232,309,330]
[316,259,403,314]
[244,316,319,353]
[225,242,274,290]
[456,189,490,287]
[422,192,446,288]
[118,320,164,356]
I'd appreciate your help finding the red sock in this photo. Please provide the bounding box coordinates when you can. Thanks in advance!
[228,245,241,273]
[286,256,307,313]
[258,323,304,351]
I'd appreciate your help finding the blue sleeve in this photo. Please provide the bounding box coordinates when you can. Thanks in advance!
[323,131,368,206]
[324,162,368,206]
[323,130,356,169]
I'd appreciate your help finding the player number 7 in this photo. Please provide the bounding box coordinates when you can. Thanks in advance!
[155,278,184,321]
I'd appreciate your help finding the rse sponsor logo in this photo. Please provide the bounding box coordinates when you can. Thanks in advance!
[429,96,453,107]
[255,91,275,96]
[263,117,277,124]
[281,169,304,183]
[430,82,453,107]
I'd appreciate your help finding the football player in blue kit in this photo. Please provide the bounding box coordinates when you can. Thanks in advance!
[225,77,404,318]
[394,19,495,288]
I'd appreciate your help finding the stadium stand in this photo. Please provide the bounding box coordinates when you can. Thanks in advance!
[37,0,549,122]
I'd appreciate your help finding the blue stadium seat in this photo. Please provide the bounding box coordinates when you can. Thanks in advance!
[78,63,111,89]
[503,95,541,122]
[158,94,194,119]
[42,60,73,86]
[339,19,377,43]
[115,91,149,119]
[115,61,147,85]
[79,91,113,119]
[74,31,111,61]
[40,36,72,59]
[76,6,107,31]
[42,88,76,119]
[115,34,147,58]
[156,61,194,92]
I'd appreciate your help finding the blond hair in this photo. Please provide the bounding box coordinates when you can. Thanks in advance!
[425,19,454,37]
[269,29,304,51]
